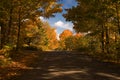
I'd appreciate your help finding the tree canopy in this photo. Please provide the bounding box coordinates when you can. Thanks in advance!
[63,0,120,62]
[0,0,62,50]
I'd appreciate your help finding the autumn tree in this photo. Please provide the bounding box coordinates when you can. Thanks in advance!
[44,22,58,50]
[64,0,120,61]
[64,0,120,52]
[64,33,89,51]
[15,0,62,50]
[0,0,9,49]
[35,21,59,50]
[0,0,62,50]
[59,29,73,40]
[22,19,59,51]
[59,29,73,50]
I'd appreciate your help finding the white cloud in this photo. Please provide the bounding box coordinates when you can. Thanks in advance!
[54,20,73,31]
[39,16,47,21]
[54,21,64,27]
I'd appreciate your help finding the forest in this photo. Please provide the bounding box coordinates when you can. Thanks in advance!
[64,0,120,62]
[0,0,120,79]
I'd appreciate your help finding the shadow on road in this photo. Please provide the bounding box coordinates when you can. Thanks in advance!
[7,51,120,80]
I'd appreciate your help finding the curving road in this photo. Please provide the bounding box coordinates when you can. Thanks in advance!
[8,51,120,80]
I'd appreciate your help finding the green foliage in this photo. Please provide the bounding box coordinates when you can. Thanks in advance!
[63,34,90,51]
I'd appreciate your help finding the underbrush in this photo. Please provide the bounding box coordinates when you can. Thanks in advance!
[89,52,120,63]
[0,48,39,80]
[22,45,43,51]
[0,46,12,67]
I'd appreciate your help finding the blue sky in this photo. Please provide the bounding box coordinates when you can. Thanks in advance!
[48,0,77,32]
[40,0,77,39]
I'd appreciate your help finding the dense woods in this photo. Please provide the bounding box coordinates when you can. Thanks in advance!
[0,0,120,79]
[0,0,62,68]
[64,0,120,62]
[0,0,120,74]
[0,0,62,50]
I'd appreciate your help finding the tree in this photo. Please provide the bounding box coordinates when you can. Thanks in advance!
[59,29,73,40]
[15,0,62,50]
[112,0,120,34]
[0,0,9,49]
[59,29,73,50]
[0,0,62,50]
[64,33,89,51]
[36,21,59,50]
[64,0,120,54]
[22,19,59,51]
[44,22,58,50]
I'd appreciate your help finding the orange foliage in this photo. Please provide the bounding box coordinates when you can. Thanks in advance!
[74,33,83,38]
[59,29,73,40]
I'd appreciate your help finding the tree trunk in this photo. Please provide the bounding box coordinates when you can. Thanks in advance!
[105,26,110,54]
[16,8,21,51]
[0,24,5,49]
[101,25,105,53]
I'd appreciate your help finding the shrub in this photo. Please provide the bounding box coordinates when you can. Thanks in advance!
[0,49,12,67]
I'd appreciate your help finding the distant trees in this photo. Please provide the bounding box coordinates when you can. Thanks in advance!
[58,29,87,51]
[64,33,86,51]
[38,21,59,50]
[45,23,59,50]
[59,29,73,50]
[0,0,62,50]
[59,29,73,40]
[22,19,59,51]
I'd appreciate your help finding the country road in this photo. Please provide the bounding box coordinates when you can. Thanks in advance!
[6,51,120,80]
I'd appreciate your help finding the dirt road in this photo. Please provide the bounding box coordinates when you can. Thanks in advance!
[6,51,120,80]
